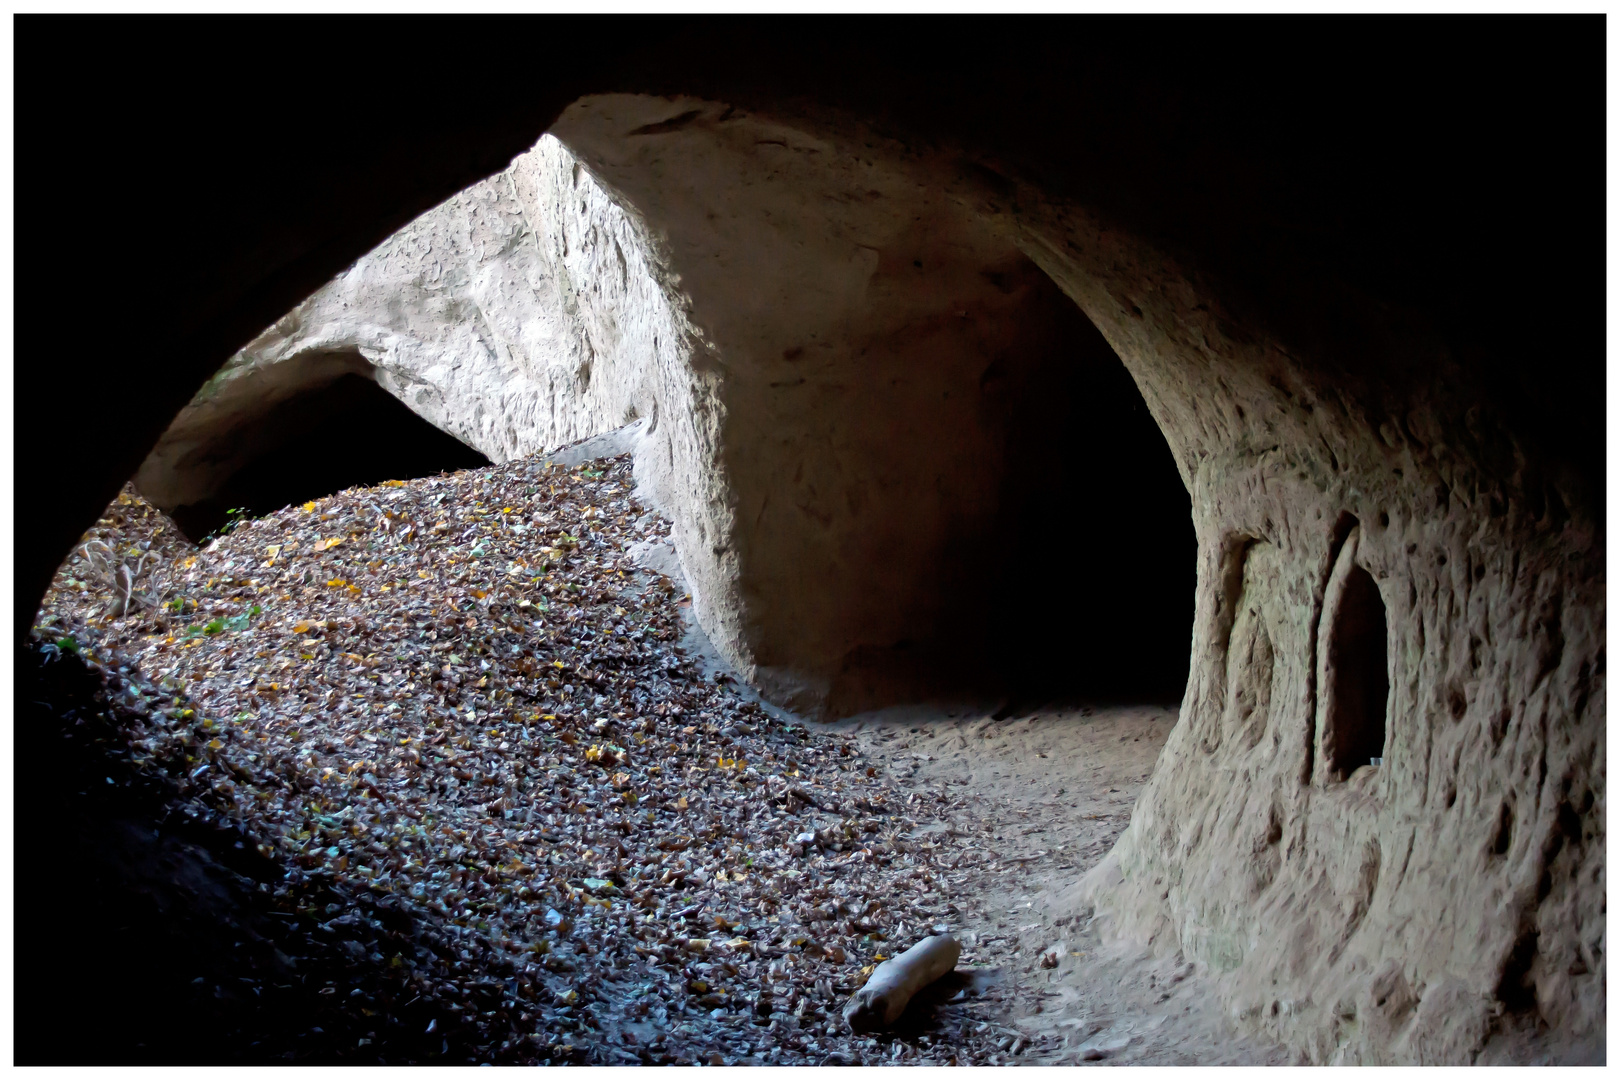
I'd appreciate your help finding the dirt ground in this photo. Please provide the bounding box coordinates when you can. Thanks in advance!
[825,703,1292,1066]
[672,592,1289,1065]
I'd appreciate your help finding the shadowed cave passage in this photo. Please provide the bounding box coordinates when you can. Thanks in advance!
[802,262,1196,718]
[169,371,490,542]
[944,294,1194,708]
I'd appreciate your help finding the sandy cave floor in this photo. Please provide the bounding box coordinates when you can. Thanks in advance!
[824,704,1290,1066]
[28,450,1286,1066]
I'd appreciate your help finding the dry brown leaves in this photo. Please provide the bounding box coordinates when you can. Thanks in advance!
[36,457,1022,1065]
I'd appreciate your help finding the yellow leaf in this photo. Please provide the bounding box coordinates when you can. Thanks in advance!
[292,621,314,634]
[676,795,689,811]
[383,479,406,488]
[265,545,281,557]
[302,502,317,512]
[206,738,223,750]
[327,579,347,587]
[471,589,487,600]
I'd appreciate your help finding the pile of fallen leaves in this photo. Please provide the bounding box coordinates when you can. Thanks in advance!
[36,457,1029,1065]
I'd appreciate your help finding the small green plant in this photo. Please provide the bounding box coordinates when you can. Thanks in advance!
[184,604,261,639]
[224,605,262,632]
[201,506,251,545]
[56,635,79,653]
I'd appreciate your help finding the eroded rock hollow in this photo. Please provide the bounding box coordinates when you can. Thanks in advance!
[111,74,1606,1067]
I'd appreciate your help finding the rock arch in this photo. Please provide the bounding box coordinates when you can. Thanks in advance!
[32,25,1603,1064]
[139,117,1195,718]
[135,357,490,540]
[533,95,1601,1061]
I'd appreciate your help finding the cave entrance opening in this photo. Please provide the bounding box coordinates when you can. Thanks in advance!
[1323,562,1390,778]
[167,369,490,543]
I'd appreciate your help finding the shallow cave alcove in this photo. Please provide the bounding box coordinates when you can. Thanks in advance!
[1323,561,1390,779]
[167,370,491,541]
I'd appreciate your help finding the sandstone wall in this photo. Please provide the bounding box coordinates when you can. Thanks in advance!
[548,96,1191,715]
[1016,155,1605,1064]
[133,135,721,598]
[545,96,1602,1061]
[132,94,1602,1062]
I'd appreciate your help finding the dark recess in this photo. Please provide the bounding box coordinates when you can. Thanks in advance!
[13,642,514,1064]
[826,267,1193,716]
[170,373,491,541]
[1326,563,1390,778]
[982,292,1193,706]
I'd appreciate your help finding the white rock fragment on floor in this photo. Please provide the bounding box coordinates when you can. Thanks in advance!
[843,934,962,1033]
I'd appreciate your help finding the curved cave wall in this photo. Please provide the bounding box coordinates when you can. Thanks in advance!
[541,96,1602,1062]
[1011,155,1604,1063]
[548,96,1196,715]
[116,73,1601,1064]
[138,124,1194,714]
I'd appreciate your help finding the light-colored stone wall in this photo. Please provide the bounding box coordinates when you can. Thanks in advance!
[1014,188,1604,1064]
[135,135,727,634]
